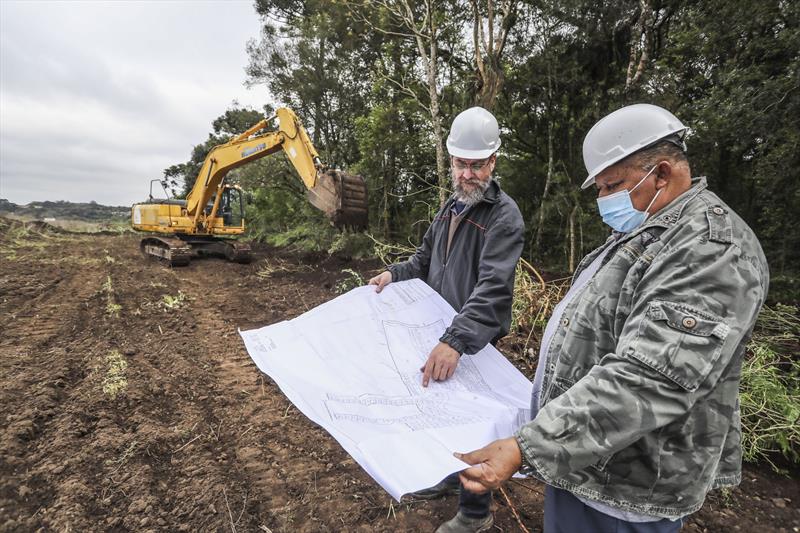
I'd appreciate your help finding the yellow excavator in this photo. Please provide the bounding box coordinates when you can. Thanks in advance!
[131,108,368,266]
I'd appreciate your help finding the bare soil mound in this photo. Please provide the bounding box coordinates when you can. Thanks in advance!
[1,226,797,531]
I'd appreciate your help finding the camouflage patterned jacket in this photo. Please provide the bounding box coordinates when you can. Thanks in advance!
[515,177,769,519]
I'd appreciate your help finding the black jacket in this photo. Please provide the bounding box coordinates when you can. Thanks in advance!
[388,180,524,354]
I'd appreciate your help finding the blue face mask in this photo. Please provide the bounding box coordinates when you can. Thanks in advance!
[596,165,662,233]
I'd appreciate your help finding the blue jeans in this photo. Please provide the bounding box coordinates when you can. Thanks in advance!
[544,485,683,533]
[443,473,492,518]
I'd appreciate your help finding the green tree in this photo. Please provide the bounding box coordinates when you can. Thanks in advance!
[164,105,265,198]
[648,0,800,282]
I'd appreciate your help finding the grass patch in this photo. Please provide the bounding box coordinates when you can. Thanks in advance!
[37,256,102,266]
[6,223,35,242]
[102,350,128,398]
[160,291,188,310]
[102,276,122,317]
[0,223,67,257]
[41,218,132,234]
[255,258,313,279]
[0,247,17,260]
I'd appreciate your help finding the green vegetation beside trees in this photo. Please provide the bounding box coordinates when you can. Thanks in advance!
[0,199,130,223]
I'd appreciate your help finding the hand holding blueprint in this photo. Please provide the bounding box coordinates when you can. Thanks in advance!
[239,278,533,500]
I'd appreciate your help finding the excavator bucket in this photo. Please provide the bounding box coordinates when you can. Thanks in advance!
[307,170,369,229]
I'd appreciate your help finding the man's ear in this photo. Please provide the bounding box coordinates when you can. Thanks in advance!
[655,160,673,189]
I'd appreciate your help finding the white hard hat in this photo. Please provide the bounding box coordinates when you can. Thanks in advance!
[581,103,687,189]
[446,106,501,159]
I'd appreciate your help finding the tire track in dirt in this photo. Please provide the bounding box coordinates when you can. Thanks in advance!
[1,231,248,530]
[172,262,348,531]
[98,252,258,531]
[0,233,123,529]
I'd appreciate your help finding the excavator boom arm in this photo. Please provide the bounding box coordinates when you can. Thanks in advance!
[184,131,283,218]
[182,108,366,230]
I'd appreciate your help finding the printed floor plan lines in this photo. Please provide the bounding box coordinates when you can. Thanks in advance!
[240,279,533,500]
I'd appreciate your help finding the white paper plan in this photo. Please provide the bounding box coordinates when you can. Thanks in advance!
[239,278,533,500]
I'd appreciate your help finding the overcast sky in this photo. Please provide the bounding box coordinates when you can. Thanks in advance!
[0,0,270,206]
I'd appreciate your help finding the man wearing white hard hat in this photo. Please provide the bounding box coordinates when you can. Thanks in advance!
[447,104,768,532]
[368,107,525,532]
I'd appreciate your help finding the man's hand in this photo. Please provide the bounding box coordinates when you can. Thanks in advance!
[420,342,460,387]
[454,437,523,493]
[368,271,392,293]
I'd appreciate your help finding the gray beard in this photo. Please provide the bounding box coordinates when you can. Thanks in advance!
[453,176,492,206]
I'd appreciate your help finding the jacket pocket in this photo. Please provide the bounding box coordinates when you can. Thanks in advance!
[629,300,730,392]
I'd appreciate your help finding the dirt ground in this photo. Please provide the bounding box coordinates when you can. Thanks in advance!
[1,218,798,532]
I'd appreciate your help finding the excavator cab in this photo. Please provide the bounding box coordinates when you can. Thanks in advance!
[205,186,244,227]
[219,189,236,226]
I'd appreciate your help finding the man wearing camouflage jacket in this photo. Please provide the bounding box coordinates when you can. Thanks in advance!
[453,104,769,532]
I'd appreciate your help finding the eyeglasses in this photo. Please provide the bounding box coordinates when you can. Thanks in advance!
[452,158,491,173]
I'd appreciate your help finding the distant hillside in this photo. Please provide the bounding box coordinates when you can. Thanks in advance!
[0,199,129,221]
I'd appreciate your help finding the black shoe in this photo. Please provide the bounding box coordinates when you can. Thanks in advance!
[407,479,461,500]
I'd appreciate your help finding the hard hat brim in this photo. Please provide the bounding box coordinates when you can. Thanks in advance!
[446,140,500,160]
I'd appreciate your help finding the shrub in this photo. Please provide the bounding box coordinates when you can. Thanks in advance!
[511,260,570,353]
[264,221,337,253]
[365,233,416,266]
[335,269,365,294]
[740,304,800,471]
[327,231,374,259]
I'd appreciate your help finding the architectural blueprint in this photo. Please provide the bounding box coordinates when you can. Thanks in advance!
[239,278,533,500]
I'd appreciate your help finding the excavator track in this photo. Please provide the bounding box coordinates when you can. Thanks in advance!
[308,170,369,229]
[222,241,252,263]
[140,237,251,266]
[140,237,192,267]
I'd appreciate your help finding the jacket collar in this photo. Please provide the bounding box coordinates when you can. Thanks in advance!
[645,176,707,228]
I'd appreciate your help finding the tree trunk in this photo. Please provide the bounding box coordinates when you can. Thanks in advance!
[472,0,517,111]
[624,0,653,94]
[412,2,448,207]
[476,60,504,111]
[568,203,578,272]
[382,163,391,239]
[312,36,326,147]
[431,99,448,207]
[533,118,554,255]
